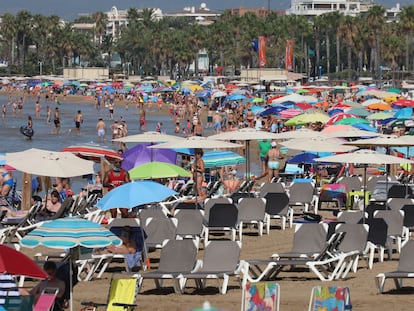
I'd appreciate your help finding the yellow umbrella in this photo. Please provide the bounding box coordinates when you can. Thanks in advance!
[187,85,203,91]
[285,112,329,126]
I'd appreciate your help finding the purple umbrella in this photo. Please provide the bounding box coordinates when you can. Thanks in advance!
[121,143,177,171]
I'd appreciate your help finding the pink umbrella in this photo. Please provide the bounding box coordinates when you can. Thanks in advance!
[325,113,359,126]
[279,108,303,118]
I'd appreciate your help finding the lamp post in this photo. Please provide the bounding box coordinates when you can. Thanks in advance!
[319,66,322,79]
[38,61,43,76]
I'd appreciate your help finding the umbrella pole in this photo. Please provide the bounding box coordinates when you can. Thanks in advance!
[69,254,73,311]
[363,165,367,224]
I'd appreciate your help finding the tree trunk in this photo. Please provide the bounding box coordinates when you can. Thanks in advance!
[405,33,409,71]
[326,33,330,75]
[347,45,352,81]
[336,33,340,73]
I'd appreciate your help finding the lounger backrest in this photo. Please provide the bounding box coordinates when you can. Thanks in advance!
[259,182,285,197]
[202,241,240,272]
[335,223,369,253]
[290,223,328,254]
[263,192,289,216]
[237,197,266,222]
[337,211,366,224]
[204,197,232,221]
[397,240,414,271]
[144,217,176,247]
[288,182,314,203]
[107,279,138,311]
[374,210,404,236]
[158,239,197,272]
[363,218,388,247]
[387,198,414,211]
[33,288,59,311]
[401,204,414,228]
[207,203,238,228]
[337,176,362,192]
[175,210,204,236]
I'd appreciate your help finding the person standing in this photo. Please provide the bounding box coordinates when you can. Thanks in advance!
[46,105,51,125]
[35,100,41,118]
[103,159,130,218]
[266,141,283,182]
[74,110,83,135]
[258,139,272,176]
[27,115,33,140]
[53,107,60,134]
[191,148,205,198]
[96,118,106,143]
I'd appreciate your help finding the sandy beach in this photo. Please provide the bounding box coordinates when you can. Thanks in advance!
[1,90,412,311]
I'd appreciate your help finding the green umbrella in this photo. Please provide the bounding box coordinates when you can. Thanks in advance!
[388,88,401,93]
[285,112,329,126]
[129,161,191,180]
[335,117,370,125]
[366,111,394,120]
[347,108,370,117]
[296,89,309,94]
[251,97,264,103]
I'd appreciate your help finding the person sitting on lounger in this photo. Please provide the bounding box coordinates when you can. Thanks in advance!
[96,226,137,255]
[30,261,66,310]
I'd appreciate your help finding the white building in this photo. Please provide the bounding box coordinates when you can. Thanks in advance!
[286,0,373,17]
[165,3,221,25]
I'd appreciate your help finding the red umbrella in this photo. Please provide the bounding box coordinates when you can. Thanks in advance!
[325,113,358,126]
[0,245,47,279]
[393,99,414,107]
[61,144,123,163]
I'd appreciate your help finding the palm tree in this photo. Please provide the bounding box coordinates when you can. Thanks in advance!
[0,13,17,66]
[15,10,33,70]
[366,5,386,79]
[92,11,107,44]
[398,5,414,71]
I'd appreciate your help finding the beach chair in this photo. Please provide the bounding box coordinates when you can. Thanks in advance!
[335,223,370,272]
[81,278,139,311]
[241,281,280,311]
[243,232,357,282]
[137,239,198,294]
[203,202,238,244]
[262,192,292,231]
[259,182,286,196]
[178,240,242,294]
[308,285,352,311]
[271,223,328,260]
[364,217,390,269]
[144,217,177,249]
[174,209,204,247]
[375,240,414,293]
[386,198,414,211]
[237,197,266,240]
[203,197,232,222]
[288,182,317,213]
[33,287,59,311]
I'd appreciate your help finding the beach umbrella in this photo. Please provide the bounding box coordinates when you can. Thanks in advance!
[61,144,123,163]
[280,136,357,153]
[366,103,392,110]
[394,107,413,120]
[5,148,94,177]
[209,128,281,178]
[278,108,303,118]
[335,117,370,125]
[272,128,327,139]
[96,180,177,210]
[0,245,47,279]
[285,112,329,126]
[212,91,227,98]
[20,217,122,311]
[361,98,386,107]
[345,134,414,148]
[392,99,414,107]
[121,143,177,171]
[272,93,318,104]
[259,105,287,116]
[328,108,344,117]
[128,161,191,180]
[315,149,414,221]
[346,108,370,117]
[324,128,380,138]
[387,88,401,93]
[352,123,379,132]
[366,112,394,121]
[113,131,184,144]
[202,150,246,168]
[287,152,321,164]
[325,113,357,126]
[149,136,243,149]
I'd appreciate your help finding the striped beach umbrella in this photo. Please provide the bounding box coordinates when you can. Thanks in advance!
[20,217,122,311]
[202,150,246,168]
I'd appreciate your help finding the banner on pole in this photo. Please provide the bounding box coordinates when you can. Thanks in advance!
[258,36,266,68]
[285,40,294,71]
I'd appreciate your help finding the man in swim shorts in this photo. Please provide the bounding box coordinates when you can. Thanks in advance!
[96,118,106,143]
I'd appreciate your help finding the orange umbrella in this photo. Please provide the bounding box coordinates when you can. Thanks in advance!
[366,103,392,110]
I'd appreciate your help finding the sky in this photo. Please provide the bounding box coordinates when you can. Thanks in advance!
[0,0,407,20]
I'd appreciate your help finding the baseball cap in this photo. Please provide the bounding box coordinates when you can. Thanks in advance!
[271,141,277,147]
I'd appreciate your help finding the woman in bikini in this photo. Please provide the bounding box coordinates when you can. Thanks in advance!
[191,148,205,198]
[266,141,284,182]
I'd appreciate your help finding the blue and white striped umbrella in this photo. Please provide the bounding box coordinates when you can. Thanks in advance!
[202,150,246,168]
[20,217,121,311]
[20,217,122,249]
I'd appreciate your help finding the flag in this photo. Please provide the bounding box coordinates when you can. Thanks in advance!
[251,39,258,52]
[285,40,294,71]
[258,36,266,68]
[308,48,315,57]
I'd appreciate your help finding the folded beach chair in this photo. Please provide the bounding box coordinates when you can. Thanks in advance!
[137,239,198,294]
[178,240,242,294]
[375,240,414,293]
[81,278,139,311]
[33,287,59,311]
[308,285,352,311]
[243,231,357,282]
[241,281,280,311]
